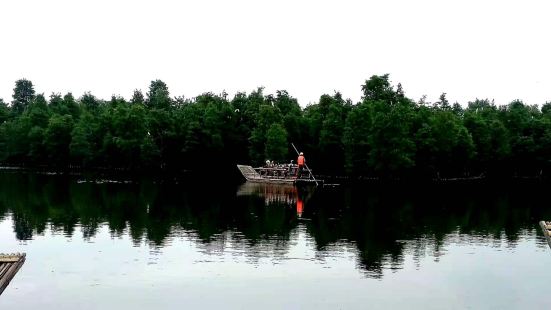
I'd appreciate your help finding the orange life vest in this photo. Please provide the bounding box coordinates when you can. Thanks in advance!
[297,155,305,166]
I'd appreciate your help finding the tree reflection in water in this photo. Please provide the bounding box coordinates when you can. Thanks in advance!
[0,173,550,278]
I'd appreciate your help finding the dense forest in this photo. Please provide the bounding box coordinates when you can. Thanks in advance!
[0,75,550,179]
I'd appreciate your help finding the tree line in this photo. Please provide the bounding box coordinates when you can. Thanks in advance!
[0,75,550,179]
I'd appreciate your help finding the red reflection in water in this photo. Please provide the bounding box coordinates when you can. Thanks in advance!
[296,198,304,218]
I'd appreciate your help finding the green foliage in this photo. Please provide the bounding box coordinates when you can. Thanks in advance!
[2,116,32,163]
[131,90,145,105]
[248,96,283,165]
[28,126,46,163]
[265,123,288,162]
[26,94,50,128]
[366,101,416,175]
[63,93,80,118]
[418,109,474,176]
[343,104,371,174]
[140,134,161,168]
[12,79,35,114]
[0,98,10,124]
[1,77,551,179]
[70,114,94,166]
[345,80,417,177]
[306,93,350,174]
[361,74,395,102]
[44,114,74,165]
[463,99,510,174]
[80,92,101,111]
[146,80,171,109]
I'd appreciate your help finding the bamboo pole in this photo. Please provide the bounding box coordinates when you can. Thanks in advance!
[0,263,9,279]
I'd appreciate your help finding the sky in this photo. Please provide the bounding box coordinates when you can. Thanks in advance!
[0,0,550,107]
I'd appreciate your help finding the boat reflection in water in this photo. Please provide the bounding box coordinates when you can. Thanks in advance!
[236,182,314,217]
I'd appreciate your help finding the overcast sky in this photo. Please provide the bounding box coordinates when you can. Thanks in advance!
[1,0,549,107]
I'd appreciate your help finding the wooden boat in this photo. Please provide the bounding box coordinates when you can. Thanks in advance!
[237,164,322,185]
[0,253,26,296]
[539,221,551,249]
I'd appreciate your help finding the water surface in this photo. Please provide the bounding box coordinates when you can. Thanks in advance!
[0,173,550,309]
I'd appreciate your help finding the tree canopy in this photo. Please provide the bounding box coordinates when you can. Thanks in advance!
[0,76,550,179]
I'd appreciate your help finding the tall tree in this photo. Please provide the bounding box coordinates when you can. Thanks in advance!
[361,74,395,103]
[146,80,171,109]
[63,93,80,118]
[80,92,100,111]
[131,89,145,105]
[12,79,35,114]
[316,93,349,174]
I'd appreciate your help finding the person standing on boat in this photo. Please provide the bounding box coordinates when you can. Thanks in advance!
[297,152,305,178]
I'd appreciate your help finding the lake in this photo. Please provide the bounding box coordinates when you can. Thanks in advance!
[0,173,550,309]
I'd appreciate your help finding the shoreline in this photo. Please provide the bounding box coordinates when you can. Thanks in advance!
[0,165,549,186]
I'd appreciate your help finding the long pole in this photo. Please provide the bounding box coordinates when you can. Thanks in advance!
[291,143,319,186]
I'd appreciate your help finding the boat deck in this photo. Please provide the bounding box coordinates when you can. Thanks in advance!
[0,253,26,296]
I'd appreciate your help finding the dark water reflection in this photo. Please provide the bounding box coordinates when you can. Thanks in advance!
[1,173,551,308]
[1,174,550,272]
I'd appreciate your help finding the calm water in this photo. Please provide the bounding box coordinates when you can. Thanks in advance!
[0,173,550,309]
